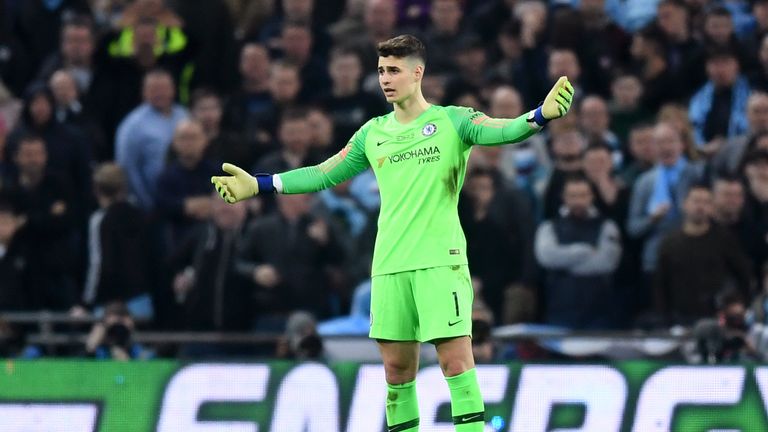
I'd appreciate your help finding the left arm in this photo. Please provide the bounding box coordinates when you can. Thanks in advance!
[570,221,622,276]
[447,76,574,146]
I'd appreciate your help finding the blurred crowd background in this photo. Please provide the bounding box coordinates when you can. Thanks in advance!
[1,0,768,363]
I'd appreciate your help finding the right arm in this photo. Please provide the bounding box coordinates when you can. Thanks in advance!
[277,122,371,194]
[534,221,593,269]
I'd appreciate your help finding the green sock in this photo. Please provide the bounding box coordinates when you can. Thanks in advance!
[386,380,419,432]
[446,368,485,431]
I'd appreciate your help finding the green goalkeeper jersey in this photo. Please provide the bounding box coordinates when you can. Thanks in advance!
[278,105,539,276]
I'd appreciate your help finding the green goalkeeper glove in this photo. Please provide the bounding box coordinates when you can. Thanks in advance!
[531,76,575,126]
[211,163,274,203]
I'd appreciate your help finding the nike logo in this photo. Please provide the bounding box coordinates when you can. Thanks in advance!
[376,139,390,146]
[460,413,483,422]
[448,320,463,327]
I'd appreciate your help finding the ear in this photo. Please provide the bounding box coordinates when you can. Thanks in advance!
[413,64,424,81]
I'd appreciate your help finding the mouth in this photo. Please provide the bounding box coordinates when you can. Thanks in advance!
[383,88,395,97]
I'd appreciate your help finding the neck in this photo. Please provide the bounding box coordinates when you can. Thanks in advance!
[683,220,710,236]
[332,84,356,97]
[243,79,268,93]
[714,210,738,225]
[645,57,667,78]
[393,91,430,124]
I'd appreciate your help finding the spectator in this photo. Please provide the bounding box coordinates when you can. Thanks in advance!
[236,193,346,326]
[540,128,586,220]
[657,103,700,161]
[655,185,751,324]
[221,43,273,141]
[170,192,251,331]
[318,47,388,149]
[630,25,679,111]
[85,301,153,360]
[0,2,31,97]
[488,21,547,109]
[11,0,91,74]
[620,122,658,185]
[0,191,31,310]
[655,0,707,98]
[459,166,536,323]
[628,122,704,280]
[443,36,488,106]
[578,95,622,168]
[4,84,91,220]
[254,108,320,174]
[691,291,757,363]
[191,89,253,169]
[0,83,22,134]
[485,85,549,192]
[37,16,96,94]
[82,163,154,320]
[688,47,750,154]
[712,92,768,176]
[419,0,467,74]
[48,69,107,161]
[608,73,652,146]
[115,69,188,211]
[249,60,304,141]
[306,107,337,158]
[583,143,630,225]
[278,20,329,102]
[156,119,217,246]
[535,175,622,329]
[318,280,372,336]
[5,135,78,310]
[259,0,332,58]
[701,5,753,71]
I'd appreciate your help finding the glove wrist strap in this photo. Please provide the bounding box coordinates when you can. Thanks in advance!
[255,174,275,194]
[533,106,549,126]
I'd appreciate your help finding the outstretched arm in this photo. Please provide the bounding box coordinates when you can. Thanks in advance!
[212,123,371,202]
[449,76,574,146]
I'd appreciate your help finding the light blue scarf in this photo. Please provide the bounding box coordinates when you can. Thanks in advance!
[647,157,687,217]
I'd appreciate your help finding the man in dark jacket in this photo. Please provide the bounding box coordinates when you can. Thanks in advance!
[535,175,622,329]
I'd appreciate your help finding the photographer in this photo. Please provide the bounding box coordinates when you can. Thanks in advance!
[84,302,152,360]
[691,291,758,364]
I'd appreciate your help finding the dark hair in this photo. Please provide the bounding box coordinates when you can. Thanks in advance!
[584,141,613,155]
[329,45,362,63]
[659,0,688,10]
[143,67,174,84]
[280,107,309,124]
[93,163,128,200]
[706,45,738,63]
[629,121,656,134]
[706,5,732,19]
[190,87,220,108]
[563,173,591,188]
[743,149,768,166]
[282,19,312,34]
[15,133,46,157]
[61,14,94,34]
[377,35,426,63]
[686,183,712,198]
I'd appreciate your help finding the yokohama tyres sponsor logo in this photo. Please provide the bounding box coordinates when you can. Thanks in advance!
[377,146,440,168]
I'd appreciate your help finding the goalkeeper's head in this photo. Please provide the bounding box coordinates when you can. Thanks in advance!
[376,34,426,104]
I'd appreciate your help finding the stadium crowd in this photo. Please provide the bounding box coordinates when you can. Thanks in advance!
[1,0,768,361]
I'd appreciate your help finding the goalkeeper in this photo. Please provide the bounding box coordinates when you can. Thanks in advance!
[212,35,573,432]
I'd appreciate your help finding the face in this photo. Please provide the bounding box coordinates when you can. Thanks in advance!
[563,181,593,217]
[583,148,613,177]
[192,96,222,132]
[279,118,311,153]
[240,44,270,83]
[611,76,642,107]
[277,193,311,219]
[761,35,768,69]
[548,50,580,82]
[172,121,207,165]
[211,192,246,229]
[61,26,94,65]
[29,94,52,126]
[580,0,605,14]
[0,212,21,245]
[283,0,313,19]
[756,3,768,29]
[378,56,422,104]
[654,123,684,166]
[467,173,494,208]
[365,0,397,35]
[747,159,768,182]
[489,87,522,118]
[706,56,739,87]
[15,140,47,176]
[142,73,175,111]
[683,188,713,224]
[136,0,163,14]
[629,127,657,164]
[579,96,609,134]
[713,180,744,216]
[133,22,157,50]
[553,130,586,159]
[704,15,733,44]
[281,26,312,63]
[307,110,333,146]
[431,0,462,33]
[330,53,362,91]
[657,3,687,37]
[270,66,301,103]
[49,71,79,105]
[748,94,768,133]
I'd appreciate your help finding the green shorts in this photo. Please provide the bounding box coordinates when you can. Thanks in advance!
[369,265,474,343]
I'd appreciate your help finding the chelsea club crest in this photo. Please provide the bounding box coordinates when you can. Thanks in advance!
[421,123,437,136]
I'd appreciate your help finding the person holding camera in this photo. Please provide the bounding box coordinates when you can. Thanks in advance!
[84,301,152,360]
